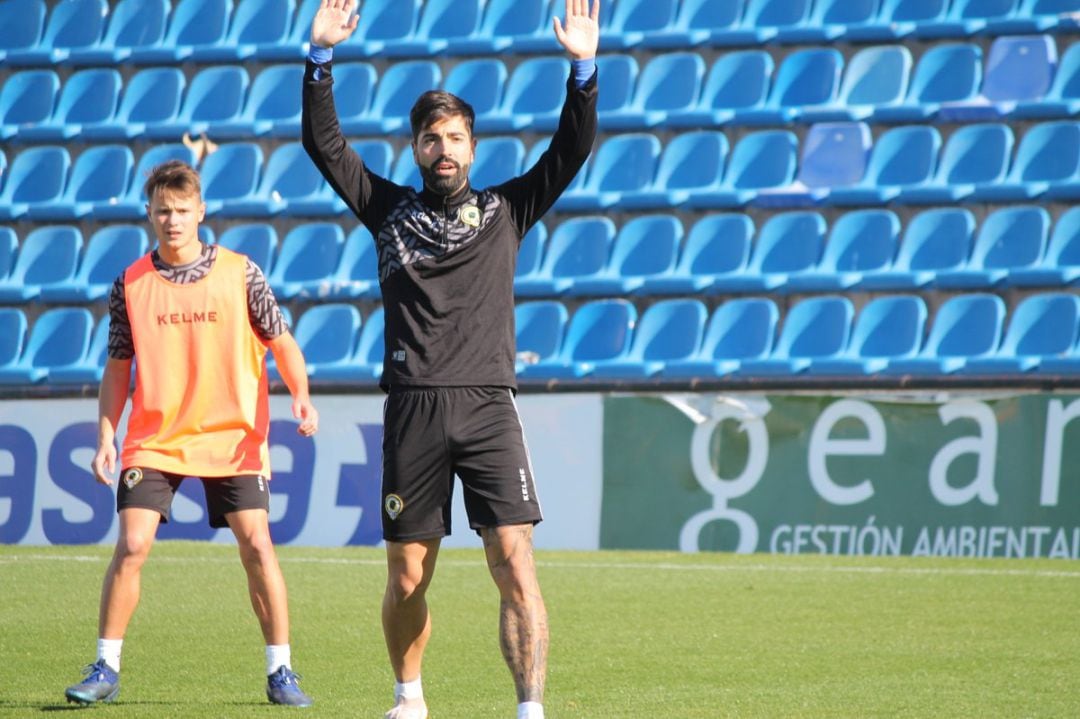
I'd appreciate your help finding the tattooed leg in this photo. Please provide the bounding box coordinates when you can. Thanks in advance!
[482,524,548,704]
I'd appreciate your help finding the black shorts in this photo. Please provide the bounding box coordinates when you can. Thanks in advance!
[381,386,543,541]
[116,467,270,528]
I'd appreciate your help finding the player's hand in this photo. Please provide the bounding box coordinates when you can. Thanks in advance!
[554,0,600,60]
[92,443,117,486]
[293,397,319,437]
[310,0,360,49]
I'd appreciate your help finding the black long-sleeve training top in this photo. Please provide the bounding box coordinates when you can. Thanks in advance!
[302,59,598,390]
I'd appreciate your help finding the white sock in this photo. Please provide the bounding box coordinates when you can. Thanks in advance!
[517,701,544,719]
[266,644,292,676]
[97,638,122,672]
[395,676,423,701]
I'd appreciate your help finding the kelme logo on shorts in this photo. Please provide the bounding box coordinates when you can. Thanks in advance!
[384,494,404,521]
[122,468,144,489]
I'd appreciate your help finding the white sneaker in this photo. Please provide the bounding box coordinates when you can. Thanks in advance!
[385,696,429,719]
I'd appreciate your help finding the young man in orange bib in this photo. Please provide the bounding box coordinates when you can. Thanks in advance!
[64,160,319,708]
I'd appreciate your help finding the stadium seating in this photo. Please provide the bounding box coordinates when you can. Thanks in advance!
[570,215,682,296]
[590,298,708,379]
[471,137,526,190]
[41,225,148,303]
[518,299,637,379]
[217,223,277,275]
[1009,206,1080,286]
[17,68,122,142]
[350,307,385,382]
[885,294,1007,374]
[201,143,265,216]
[662,298,779,378]
[698,130,798,207]
[289,304,361,381]
[81,67,186,141]
[0,70,60,141]
[93,143,198,220]
[5,0,107,66]
[0,307,94,385]
[558,133,661,210]
[27,145,134,221]
[899,123,1014,204]
[347,60,442,135]
[67,0,170,65]
[515,300,569,374]
[875,43,983,122]
[830,125,941,206]
[514,216,616,297]
[737,48,844,124]
[737,296,855,375]
[0,228,16,284]
[787,209,902,291]
[444,59,507,131]
[212,64,305,139]
[267,223,345,299]
[0,146,71,221]
[640,214,754,295]
[860,208,976,290]
[602,0,680,50]
[756,121,871,205]
[143,65,250,140]
[1016,41,1080,118]
[974,121,1080,201]
[716,211,827,293]
[196,0,295,62]
[599,52,706,130]
[938,35,1057,120]
[326,225,380,299]
[808,295,928,374]
[935,206,1050,288]
[621,131,727,209]
[0,0,46,64]
[130,0,232,63]
[223,142,334,217]
[448,0,549,55]
[0,227,82,303]
[963,293,1080,373]
[514,223,548,293]
[48,314,111,385]
[801,44,913,122]
[666,50,773,127]
[332,63,379,134]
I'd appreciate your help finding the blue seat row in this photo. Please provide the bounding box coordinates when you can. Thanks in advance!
[514,292,1080,381]
[4,291,1074,387]
[4,0,1077,68]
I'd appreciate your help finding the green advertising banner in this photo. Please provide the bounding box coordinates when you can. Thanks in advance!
[601,393,1080,558]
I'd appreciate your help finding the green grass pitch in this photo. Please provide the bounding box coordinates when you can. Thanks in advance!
[1,543,1078,718]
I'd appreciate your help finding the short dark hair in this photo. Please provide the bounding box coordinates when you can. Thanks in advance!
[409,90,475,141]
[143,160,201,202]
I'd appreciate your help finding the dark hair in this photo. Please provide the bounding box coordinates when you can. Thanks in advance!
[409,90,475,141]
[143,160,201,202]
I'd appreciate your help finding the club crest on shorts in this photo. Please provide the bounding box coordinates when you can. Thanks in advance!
[458,205,481,228]
[122,468,143,489]
[384,494,404,521]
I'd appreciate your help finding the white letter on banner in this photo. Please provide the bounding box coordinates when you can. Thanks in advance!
[807,399,884,505]
[1040,399,1080,506]
[680,398,771,554]
[928,401,999,506]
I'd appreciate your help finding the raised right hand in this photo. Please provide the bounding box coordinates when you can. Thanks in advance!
[311,0,360,49]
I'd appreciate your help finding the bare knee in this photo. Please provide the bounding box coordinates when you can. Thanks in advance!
[385,564,431,605]
[112,532,153,572]
[483,527,541,602]
[237,532,277,569]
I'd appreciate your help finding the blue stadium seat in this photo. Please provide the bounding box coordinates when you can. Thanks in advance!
[992,0,1080,33]
[346,61,442,135]
[936,206,1050,288]
[642,214,754,295]
[900,123,1014,204]
[662,298,779,378]
[0,70,59,141]
[41,225,148,303]
[518,299,637,380]
[326,225,380,299]
[143,65,249,140]
[201,143,264,216]
[93,144,197,220]
[788,209,901,291]
[801,45,913,122]
[622,131,727,210]
[388,0,477,56]
[0,308,94,385]
[915,0,1021,37]
[390,149,422,191]
[648,0,746,48]
[194,0,294,61]
[738,296,855,375]
[0,150,6,196]
[27,144,134,221]
[717,211,827,293]
[0,146,71,221]
[975,121,1080,202]
[0,308,28,375]
[268,223,345,300]
[512,0,614,53]
[16,69,121,142]
[862,0,947,39]
[289,304,361,382]
[1009,206,1080,287]
[757,122,871,206]
[486,57,569,132]
[0,228,16,284]
[444,59,507,132]
[830,125,941,206]
[558,133,661,211]
[570,215,682,296]
[207,64,304,139]
[1016,41,1080,119]
[602,0,680,50]
[332,63,379,135]
[333,0,420,58]
[217,143,330,218]
[67,0,170,65]
[514,222,548,294]
[449,0,549,55]
[48,313,111,385]
[347,307,385,382]
[515,217,616,297]
[860,208,975,290]
[0,0,45,64]
[667,50,773,128]
[130,0,233,63]
[809,295,928,375]
[590,299,708,379]
[964,293,1080,374]
[5,0,107,66]
[593,54,639,126]
[698,130,798,208]
[785,0,883,42]
[217,223,276,275]
[939,35,1057,121]
[81,67,186,141]
[515,300,568,374]
[737,48,843,125]
[471,137,526,190]
[740,0,814,44]
[259,0,320,60]
[0,226,81,302]
[885,294,1006,375]
[602,52,706,130]
[875,44,982,122]
[329,140,395,213]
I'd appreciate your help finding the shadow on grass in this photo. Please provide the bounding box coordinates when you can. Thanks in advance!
[0,699,271,713]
